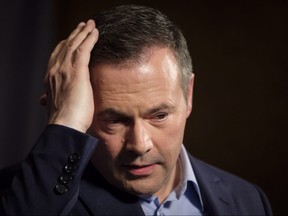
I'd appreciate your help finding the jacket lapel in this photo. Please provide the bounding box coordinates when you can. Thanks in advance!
[190,156,237,215]
[79,163,145,216]
[78,157,238,215]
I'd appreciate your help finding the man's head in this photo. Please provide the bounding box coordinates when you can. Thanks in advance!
[90,4,193,99]
[89,5,194,202]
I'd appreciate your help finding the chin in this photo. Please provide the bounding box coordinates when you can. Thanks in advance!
[117,177,159,197]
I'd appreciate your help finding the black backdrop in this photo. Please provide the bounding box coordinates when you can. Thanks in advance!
[0,0,53,169]
[0,0,287,214]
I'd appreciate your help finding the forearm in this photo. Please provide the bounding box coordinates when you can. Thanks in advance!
[0,125,97,215]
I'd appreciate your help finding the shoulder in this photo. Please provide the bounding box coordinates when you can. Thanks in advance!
[190,155,262,194]
[191,156,252,186]
[189,155,272,215]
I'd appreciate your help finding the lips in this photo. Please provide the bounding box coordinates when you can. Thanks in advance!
[123,163,157,176]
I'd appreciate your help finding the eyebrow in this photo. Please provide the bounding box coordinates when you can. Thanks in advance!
[144,103,176,116]
[97,108,128,119]
[97,103,176,119]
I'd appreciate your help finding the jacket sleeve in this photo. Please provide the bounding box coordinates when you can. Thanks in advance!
[0,124,98,215]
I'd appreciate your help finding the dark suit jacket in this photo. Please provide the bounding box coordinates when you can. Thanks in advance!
[0,125,272,215]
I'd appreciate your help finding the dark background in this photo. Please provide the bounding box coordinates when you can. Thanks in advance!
[1,0,287,215]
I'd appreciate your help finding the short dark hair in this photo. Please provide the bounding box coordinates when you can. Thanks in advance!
[91,5,193,97]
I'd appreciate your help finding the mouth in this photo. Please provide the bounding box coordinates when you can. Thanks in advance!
[122,163,157,176]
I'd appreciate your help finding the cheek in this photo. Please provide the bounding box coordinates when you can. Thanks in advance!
[96,131,125,158]
[166,114,186,143]
[154,115,186,161]
[90,122,125,160]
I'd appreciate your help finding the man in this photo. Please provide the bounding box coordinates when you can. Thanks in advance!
[0,5,272,215]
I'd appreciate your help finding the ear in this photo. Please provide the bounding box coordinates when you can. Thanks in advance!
[186,73,194,118]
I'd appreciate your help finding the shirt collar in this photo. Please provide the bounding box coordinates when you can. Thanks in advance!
[177,144,203,207]
[139,145,203,209]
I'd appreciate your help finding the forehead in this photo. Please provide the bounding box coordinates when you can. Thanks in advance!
[89,47,185,115]
[90,47,180,88]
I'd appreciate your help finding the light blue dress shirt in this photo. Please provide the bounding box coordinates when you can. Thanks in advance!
[139,145,204,216]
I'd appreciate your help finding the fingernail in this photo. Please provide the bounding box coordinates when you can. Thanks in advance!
[87,19,93,25]
[78,22,85,27]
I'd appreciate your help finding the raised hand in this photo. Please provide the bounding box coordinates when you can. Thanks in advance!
[40,20,99,133]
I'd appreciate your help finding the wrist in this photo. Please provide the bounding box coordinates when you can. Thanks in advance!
[48,116,90,133]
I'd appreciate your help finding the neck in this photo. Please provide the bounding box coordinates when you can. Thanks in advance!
[155,159,181,204]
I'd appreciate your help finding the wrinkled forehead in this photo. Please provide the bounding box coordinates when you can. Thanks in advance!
[90,44,179,68]
[89,47,180,84]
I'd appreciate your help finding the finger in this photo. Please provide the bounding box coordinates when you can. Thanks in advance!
[47,22,86,71]
[66,22,86,42]
[45,20,96,87]
[79,28,99,52]
[65,20,96,54]
[47,40,66,71]
[73,28,99,67]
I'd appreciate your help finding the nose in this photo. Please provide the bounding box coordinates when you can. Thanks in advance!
[125,120,153,155]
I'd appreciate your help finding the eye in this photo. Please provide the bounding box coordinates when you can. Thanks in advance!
[101,118,127,134]
[104,117,130,126]
[152,112,168,121]
[106,119,121,124]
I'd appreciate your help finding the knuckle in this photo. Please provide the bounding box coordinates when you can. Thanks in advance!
[47,63,70,82]
[76,46,85,54]
[54,40,66,51]
[66,42,75,52]
[60,40,66,45]
[46,67,55,78]
[58,64,70,76]
[65,38,79,51]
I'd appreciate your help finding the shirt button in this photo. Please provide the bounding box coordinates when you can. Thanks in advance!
[69,153,80,163]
